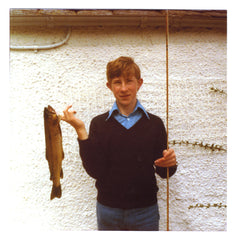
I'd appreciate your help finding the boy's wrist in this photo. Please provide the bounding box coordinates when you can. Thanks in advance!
[74,126,88,140]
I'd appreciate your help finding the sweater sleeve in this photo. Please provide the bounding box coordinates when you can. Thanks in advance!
[155,165,177,179]
[78,117,108,180]
[153,116,177,179]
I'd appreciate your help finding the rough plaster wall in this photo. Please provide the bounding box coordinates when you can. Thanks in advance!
[9,25,226,231]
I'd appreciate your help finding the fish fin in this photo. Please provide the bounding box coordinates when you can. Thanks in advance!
[60,168,63,178]
[45,152,48,160]
[50,185,62,200]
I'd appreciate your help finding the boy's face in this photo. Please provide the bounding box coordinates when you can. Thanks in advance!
[107,74,143,111]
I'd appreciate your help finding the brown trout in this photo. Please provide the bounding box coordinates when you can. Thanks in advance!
[44,105,64,200]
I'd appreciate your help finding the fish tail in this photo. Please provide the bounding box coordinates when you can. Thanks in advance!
[50,184,62,200]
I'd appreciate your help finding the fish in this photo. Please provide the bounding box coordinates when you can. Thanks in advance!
[44,105,64,200]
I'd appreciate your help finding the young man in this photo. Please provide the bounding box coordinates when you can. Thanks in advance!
[61,56,177,231]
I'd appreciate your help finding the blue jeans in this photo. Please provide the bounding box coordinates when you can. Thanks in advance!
[96,201,159,231]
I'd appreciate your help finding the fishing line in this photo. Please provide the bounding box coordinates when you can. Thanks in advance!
[165,9,170,232]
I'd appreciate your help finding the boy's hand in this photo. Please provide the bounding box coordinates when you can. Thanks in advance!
[154,148,177,167]
[61,105,82,128]
[61,105,88,140]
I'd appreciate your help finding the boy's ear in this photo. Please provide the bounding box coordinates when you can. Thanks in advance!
[106,82,112,90]
[137,78,143,90]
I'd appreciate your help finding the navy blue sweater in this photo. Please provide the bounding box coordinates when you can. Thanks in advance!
[78,112,177,209]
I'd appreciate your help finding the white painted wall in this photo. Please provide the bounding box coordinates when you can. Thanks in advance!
[9,25,227,231]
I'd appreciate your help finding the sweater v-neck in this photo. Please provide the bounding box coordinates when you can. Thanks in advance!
[109,113,148,132]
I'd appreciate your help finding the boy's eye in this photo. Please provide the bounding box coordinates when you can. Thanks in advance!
[127,79,134,84]
[113,80,121,84]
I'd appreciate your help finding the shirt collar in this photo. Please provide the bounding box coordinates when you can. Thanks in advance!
[106,100,150,121]
[106,101,119,120]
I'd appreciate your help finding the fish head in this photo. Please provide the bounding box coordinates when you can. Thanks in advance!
[44,105,60,123]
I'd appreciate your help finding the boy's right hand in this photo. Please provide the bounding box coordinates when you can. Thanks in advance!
[61,105,88,140]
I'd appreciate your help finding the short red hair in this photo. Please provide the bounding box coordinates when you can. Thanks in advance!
[106,56,141,83]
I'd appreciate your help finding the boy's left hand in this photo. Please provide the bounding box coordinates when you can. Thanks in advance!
[154,148,177,167]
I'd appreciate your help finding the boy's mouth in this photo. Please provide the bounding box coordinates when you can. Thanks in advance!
[120,94,130,98]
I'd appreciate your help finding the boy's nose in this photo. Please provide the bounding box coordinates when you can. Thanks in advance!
[121,82,128,91]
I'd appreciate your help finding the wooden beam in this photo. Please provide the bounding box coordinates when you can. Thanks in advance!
[10,9,227,29]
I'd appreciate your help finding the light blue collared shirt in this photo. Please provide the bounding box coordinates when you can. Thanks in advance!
[106,100,150,129]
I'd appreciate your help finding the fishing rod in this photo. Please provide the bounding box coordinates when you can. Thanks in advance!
[165,9,170,232]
